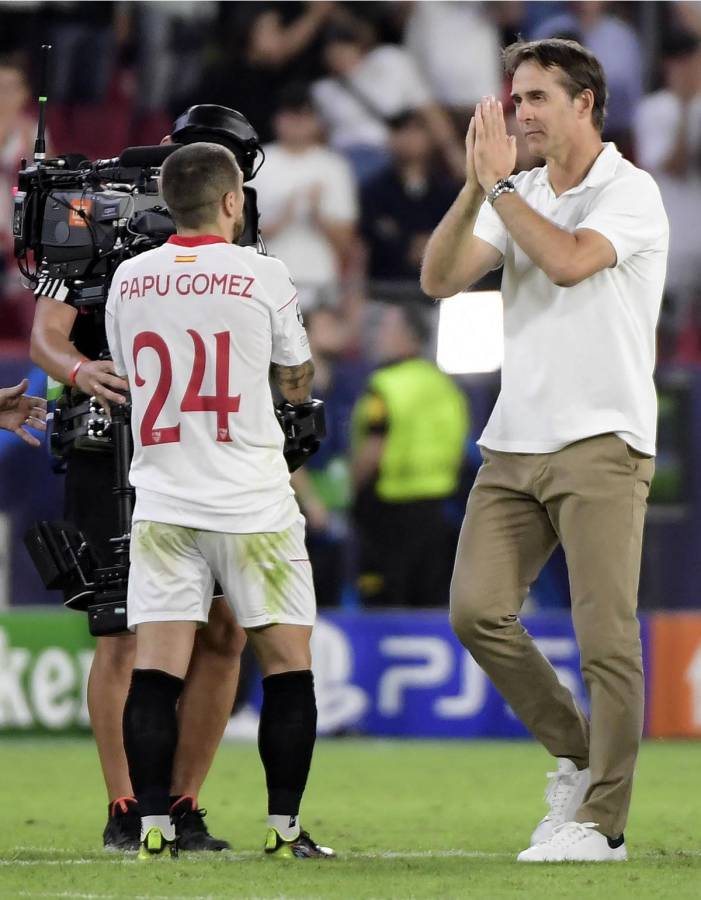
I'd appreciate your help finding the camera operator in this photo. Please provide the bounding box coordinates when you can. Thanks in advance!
[28,108,255,853]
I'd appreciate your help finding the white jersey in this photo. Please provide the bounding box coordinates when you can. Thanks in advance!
[105,235,311,533]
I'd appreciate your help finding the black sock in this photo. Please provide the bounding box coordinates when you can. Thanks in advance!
[258,669,317,816]
[123,668,184,817]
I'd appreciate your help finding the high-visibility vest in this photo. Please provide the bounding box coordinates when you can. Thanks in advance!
[353,358,469,502]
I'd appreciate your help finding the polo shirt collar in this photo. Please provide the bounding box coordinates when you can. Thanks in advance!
[534,142,620,195]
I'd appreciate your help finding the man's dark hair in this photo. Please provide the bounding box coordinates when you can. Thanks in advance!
[386,108,424,132]
[276,82,315,114]
[161,142,242,229]
[661,29,701,60]
[502,38,608,132]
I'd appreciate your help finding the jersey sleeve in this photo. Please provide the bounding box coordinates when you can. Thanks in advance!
[262,258,311,366]
[473,197,508,257]
[356,390,389,436]
[575,173,669,266]
[104,273,127,377]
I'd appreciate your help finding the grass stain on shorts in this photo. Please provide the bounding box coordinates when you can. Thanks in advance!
[238,530,293,619]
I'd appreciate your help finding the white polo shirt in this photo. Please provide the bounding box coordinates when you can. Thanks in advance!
[473,142,669,455]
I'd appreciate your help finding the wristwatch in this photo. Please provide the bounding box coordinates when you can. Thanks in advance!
[487,178,516,206]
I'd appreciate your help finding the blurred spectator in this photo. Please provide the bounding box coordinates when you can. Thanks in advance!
[360,110,457,284]
[40,1,122,104]
[634,30,701,358]
[0,53,32,256]
[517,1,570,36]
[0,52,42,341]
[532,1,643,152]
[403,2,502,121]
[0,2,41,54]
[190,1,336,143]
[312,19,464,182]
[291,305,368,606]
[351,303,469,607]
[254,83,358,311]
[128,1,217,118]
[672,1,701,39]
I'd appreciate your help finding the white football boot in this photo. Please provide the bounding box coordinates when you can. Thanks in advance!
[530,758,591,846]
[517,821,627,862]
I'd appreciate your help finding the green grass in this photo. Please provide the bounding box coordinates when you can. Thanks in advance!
[0,738,698,899]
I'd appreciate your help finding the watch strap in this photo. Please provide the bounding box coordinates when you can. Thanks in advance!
[487,178,516,206]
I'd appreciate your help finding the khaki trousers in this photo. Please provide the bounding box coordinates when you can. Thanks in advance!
[450,433,654,837]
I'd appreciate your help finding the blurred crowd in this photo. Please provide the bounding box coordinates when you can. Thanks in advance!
[2,0,701,609]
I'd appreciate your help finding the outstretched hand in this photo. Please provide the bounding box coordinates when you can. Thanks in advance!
[473,96,517,194]
[0,379,47,448]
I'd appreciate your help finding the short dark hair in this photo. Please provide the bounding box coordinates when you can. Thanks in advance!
[661,29,701,59]
[502,38,608,132]
[386,108,424,132]
[276,82,314,114]
[161,142,242,229]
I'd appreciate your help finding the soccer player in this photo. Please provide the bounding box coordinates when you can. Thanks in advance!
[422,39,668,861]
[30,106,257,851]
[32,244,241,850]
[106,142,333,860]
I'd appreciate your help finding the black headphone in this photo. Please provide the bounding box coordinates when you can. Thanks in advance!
[171,105,263,182]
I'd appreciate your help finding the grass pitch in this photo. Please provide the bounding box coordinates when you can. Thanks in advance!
[0,738,698,899]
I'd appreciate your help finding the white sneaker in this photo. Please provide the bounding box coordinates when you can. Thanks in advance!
[530,758,590,845]
[517,821,627,862]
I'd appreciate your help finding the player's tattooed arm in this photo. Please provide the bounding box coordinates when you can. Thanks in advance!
[270,359,315,405]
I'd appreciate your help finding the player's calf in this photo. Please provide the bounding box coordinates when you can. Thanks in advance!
[245,620,333,858]
[258,670,335,858]
[123,667,184,853]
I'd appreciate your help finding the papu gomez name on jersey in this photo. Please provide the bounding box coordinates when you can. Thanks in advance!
[119,272,256,302]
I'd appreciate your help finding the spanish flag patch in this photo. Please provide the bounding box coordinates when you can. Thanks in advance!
[175,255,198,263]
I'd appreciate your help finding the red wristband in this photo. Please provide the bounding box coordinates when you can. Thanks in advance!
[69,360,85,385]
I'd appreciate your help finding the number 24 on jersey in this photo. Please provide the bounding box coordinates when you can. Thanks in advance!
[133,329,240,446]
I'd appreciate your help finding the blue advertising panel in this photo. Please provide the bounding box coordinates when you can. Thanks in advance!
[308,612,606,738]
[0,608,657,737]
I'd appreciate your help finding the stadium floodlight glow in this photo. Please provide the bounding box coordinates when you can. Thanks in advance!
[436,290,504,375]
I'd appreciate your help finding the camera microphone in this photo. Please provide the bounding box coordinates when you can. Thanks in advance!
[92,145,181,172]
[118,145,181,168]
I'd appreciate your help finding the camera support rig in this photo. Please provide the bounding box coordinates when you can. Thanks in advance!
[25,400,134,636]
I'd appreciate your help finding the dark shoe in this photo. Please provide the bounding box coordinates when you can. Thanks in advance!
[170,795,231,851]
[264,827,336,859]
[103,796,140,851]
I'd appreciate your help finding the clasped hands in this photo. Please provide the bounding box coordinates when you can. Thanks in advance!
[466,95,517,196]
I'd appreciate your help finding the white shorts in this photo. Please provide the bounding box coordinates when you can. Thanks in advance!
[127,516,316,630]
